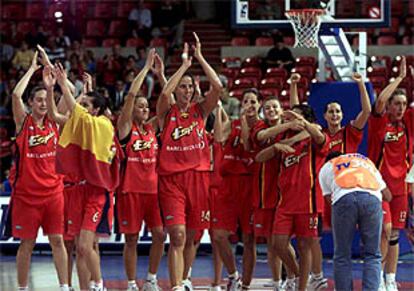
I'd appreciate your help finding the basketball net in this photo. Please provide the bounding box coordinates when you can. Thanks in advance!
[285,9,326,48]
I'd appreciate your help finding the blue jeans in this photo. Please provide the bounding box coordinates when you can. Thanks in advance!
[332,191,382,291]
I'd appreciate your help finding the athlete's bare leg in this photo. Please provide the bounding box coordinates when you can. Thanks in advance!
[272,235,299,277]
[16,239,36,288]
[310,238,323,274]
[241,233,256,286]
[64,239,75,287]
[48,234,69,285]
[124,234,139,281]
[183,229,198,280]
[211,229,237,274]
[297,237,313,291]
[381,223,392,270]
[267,237,282,281]
[211,237,223,286]
[75,236,90,290]
[148,227,166,274]
[167,224,186,287]
[385,229,400,276]
[77,230,101,285]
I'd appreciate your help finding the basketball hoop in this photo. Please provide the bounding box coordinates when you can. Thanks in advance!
[285,9,325,48]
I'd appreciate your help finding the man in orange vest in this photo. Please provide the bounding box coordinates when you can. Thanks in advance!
[319,152,392,291]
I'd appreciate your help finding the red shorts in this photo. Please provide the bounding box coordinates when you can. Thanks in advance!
[382,195,408,229]
[253,208,275,238]
[63,185,77,241]
[12,193,64,239]
[211,174,254,234]
[117,192,163,234]
[159,170,210,230]
[272,210,318,238]
[67,183,113,236]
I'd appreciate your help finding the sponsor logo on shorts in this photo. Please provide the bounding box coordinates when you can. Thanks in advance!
[15,225,22,230]
[165,215,174,220]
[92,212,100,223]
[309,217,318,229]
[255,223,263,228]
[68,220,73,225]
[122,220,128,225]
[201,210,210,222]
[212,218,218,223]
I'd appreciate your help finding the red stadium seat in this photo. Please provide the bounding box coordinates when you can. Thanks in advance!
[265,67,288,79]
[94,2,114,18]
[377,35,397,45]
[2,4,25,19]
[291,66,315,79]
[126,37,146,47]
[102,38,121,48]
[26,3,45,19]
[260,77,285,90]
[109,20,128,37]
[367,66,389,79]
[221,67,240,79]
[242,57,261,68]
[231,78,257,90]
[370,55,392,70]
[229,89,245,100]
[117,1,137,17]
[82,38,98,47]
[86,20,106,37]
[260,88,280,99]
[255,37,274,46]
[231,37,250,46]
[402,36,414,45]
[48,2,69,19]
[150,37,167,48]
[296,56,316,67]
[283,36,295,46]
[16,22,35,35]
[221,57,242,68]
[239,67,262,79]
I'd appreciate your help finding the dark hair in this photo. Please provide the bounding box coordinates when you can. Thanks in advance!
[388,88,407,103]
[292,104,317,123]
[86,91,107,116]
[29,86,47,101]
[176,73,196,100]
[324,101,342,113]
[242,88,263,101]
[325,151,343,162]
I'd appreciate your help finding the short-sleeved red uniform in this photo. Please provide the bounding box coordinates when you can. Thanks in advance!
[158,103,211,230]
[116,123,163,234]
[273,132,319,238]
[320,125,363,228]
[211,119,255,234]
[368,109,413,229]
[9,115,64,239]
[249,120,281,237]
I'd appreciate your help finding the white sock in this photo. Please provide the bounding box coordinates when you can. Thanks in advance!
[187,267,192,279]
[286,277,295,283]
[386,273,396,283]
[147,273,157,281]
[18,287,29,291]
[312,272,323,279]
[273,280,282,287]
[128,280,137,287]
[89,281,95,289]
[229,271,239,279]
[95,280,103,290]
[380,270,384,280]
[60,284,70,291]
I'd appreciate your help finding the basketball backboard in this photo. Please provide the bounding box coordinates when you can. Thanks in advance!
[232,0,390,29]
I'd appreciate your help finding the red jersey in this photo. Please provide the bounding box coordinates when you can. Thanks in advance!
[158,103,210,175]
[121,123,158,194]
[278,132,317,214]
[210,142,223,188]
[10,115,63,197]
[250,120,280,209]
[368,109,414,196]
[221,119,254,176]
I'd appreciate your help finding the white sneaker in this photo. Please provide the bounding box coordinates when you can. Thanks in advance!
[308,276,328,290]
[127,285,139,291]
[209,286,222,291]
[183,279,194,291]
[378,278,386,291]
[385,280,399,291]
[143,280,161,291]
[284,278,296,291]
[227,277,242,291]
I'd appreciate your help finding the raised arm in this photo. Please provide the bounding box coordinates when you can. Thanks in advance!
[151,53,167,88]
[351,72,372,129]
[55,63,76,113]
[193,32,223,118]
[43,66,68,126]
[375,56,406,114]
[12,51,40,132]
[256,119,304,142]
[284,110,325,145]
[157,43,192,124]
[289,73,301,108]
[213,101,230,143]
[118,49,155,140]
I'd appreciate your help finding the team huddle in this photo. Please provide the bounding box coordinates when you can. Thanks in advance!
[6,33,414,291]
